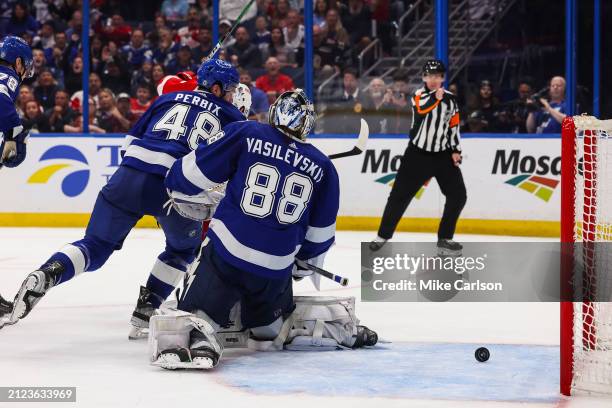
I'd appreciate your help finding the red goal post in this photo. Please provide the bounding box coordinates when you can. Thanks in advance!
[560,115,612,396]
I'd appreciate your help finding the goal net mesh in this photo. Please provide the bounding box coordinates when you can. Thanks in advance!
[569,116,612,395]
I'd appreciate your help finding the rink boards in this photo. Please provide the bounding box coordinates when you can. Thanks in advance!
[0,133,561,236]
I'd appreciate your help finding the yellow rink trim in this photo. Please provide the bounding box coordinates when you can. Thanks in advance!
[0,213,560,237]
[0,213,159,228]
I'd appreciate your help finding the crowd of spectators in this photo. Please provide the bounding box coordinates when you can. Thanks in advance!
[0,0,575,135]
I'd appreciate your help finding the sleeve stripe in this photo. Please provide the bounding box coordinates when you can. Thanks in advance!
[414,94,441,115]
[305,223,336,243]
[124,145,176,168]
[121,135,137,152]
[181,150,218,190]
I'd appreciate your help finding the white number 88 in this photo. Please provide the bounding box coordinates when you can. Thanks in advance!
[240,163,313,224]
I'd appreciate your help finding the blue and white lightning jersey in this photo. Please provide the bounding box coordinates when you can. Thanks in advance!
[121,90,244,176]
[165,121,340,278]
[0,65,23,150]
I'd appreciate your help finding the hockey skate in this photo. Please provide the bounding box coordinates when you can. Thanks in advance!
[7,261,64,326]
[368,237,388,252]
[155,330,220,370]
[352,325,379,348]
[129,286,163,340]
[437,239,463,257]
[0,295,14,328]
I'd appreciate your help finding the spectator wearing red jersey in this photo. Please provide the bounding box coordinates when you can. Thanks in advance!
[70,73,103,112]
[98,14,132,46]
[256,57,295,104]
[177,7,204,48]
[130,84,154,118]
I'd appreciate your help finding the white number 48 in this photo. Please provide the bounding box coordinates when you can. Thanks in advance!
[153,103,221,150]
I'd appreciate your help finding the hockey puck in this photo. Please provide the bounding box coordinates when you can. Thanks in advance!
[475,347,490,362]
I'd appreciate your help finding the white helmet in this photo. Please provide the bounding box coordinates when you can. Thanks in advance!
[268,88,315,141]
[232,83,252,118]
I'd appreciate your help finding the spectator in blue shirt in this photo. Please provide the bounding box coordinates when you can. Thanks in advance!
[238,68,269,122]
[121,29,152,69]
[165,45,197,74]
[526,76,568,134]
[6,2,39,37]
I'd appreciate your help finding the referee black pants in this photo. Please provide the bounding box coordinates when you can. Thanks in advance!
[377,145,467,240]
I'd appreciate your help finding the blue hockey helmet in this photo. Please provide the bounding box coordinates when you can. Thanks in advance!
[0,36,34,80]
[196,59,239,93]
[268,88,316,142]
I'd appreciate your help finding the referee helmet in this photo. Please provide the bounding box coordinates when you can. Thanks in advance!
[422,59,446,76]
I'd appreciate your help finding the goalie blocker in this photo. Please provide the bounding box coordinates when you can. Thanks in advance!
[149,296,377,370]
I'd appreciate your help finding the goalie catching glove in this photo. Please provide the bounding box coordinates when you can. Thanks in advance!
[164,183,226,221]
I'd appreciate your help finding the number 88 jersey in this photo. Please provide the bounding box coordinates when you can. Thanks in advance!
[121,90,244,176]
[165,120,340,278]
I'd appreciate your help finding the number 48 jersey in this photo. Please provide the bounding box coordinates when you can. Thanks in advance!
[122,90,244,176]
[165,121,340,278]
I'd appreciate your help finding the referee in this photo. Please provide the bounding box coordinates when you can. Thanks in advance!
[370,60,467,255]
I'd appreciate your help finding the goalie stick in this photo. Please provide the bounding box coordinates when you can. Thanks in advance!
[205,0,256,62]
[296,260,349,287]
[328,118,369,160]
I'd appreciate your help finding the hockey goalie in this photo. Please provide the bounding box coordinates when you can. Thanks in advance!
[149,89,378,369]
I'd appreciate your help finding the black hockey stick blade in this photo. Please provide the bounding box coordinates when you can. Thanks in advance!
[329,118,369,160]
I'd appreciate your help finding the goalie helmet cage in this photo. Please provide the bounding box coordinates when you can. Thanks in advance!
[560,115,612,396]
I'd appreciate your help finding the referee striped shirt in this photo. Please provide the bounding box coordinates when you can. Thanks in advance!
[409,87,461,153]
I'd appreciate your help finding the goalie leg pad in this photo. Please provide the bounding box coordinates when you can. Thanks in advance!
[248,296,367,351]
[149,307,223,369]
[284,296,361,350]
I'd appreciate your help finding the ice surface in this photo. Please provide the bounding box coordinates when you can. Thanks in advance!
[0,228,608,407]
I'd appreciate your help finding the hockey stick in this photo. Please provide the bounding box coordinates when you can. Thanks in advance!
[328,118,369,160]
[204,0,256,62]
[296,260,349,286]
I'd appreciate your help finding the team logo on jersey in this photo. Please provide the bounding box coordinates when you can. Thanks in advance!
[374,174,429,199]
[27,145,90,197]
[503,175,559,202]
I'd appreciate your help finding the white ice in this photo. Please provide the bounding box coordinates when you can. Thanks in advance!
[0,228,609,408]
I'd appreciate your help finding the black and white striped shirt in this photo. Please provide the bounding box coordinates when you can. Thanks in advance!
[409,87,461,153]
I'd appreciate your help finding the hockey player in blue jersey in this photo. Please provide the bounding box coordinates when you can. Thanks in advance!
[0,36,33,170]
[4,59,245,328]
[148,89,377,369]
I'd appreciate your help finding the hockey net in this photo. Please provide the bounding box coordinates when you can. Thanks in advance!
[560,115,612,396]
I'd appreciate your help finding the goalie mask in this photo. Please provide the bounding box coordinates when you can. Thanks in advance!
[232,83,252,118]
[268,88,315,142]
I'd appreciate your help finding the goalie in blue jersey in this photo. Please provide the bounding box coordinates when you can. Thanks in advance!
[4,59,245,328]
[149,89,377,370]
[0,36,33,170]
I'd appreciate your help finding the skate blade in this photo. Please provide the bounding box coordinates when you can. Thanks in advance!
[437,248,462,258]
[152,354,215,370]
[0,316,18,330]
